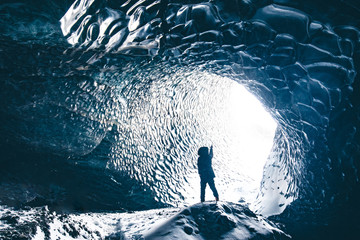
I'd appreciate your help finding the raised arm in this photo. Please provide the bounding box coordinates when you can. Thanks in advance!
[209,145,213,158]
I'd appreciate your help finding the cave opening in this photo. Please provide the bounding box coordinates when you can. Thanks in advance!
[179,73,278,206]
[107,66,283,211]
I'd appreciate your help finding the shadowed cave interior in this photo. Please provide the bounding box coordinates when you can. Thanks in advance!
[0,0,360,239]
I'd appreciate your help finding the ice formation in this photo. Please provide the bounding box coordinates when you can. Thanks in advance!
[0,0,359,239]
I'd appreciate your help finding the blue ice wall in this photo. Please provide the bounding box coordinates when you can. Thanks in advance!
[0,0,359,238]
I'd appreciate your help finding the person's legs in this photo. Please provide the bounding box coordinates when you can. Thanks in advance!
[200,178,207,202]
[208,178,219,201]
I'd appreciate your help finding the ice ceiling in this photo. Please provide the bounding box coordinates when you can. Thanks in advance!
[0,0,359,236]
[58,0,360,226]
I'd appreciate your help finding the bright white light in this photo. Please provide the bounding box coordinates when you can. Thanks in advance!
[222,83,277,181]
[184,73,277,205]
[116,68,278,207]
[213,79,277,204]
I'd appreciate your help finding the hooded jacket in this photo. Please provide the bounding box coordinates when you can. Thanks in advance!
[197,147,215,180]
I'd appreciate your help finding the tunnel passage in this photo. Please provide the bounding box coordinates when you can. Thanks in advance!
[102,65,278,207]
[0,0,359,237]
[57,0,360,220]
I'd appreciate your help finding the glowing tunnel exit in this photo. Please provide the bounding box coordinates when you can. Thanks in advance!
[183,72,277,206]
[108,68,277,208]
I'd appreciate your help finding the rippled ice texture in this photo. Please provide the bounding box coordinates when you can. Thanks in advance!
[1,0,360,239]
[104,66,276,206]
[58,0,360,223]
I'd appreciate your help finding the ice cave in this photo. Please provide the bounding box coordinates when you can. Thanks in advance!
[0,0,359,239]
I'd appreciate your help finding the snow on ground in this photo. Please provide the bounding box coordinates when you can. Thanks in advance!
[145,201,290,239]
[0,205,178,239]
[1,202,289,239]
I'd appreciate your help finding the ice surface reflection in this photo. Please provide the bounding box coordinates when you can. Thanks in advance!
[105,66,276,207]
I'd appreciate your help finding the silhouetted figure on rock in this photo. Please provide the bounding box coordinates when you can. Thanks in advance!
[197,146,219,202]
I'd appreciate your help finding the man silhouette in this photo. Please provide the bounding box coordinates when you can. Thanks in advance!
[197,146,219,202]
